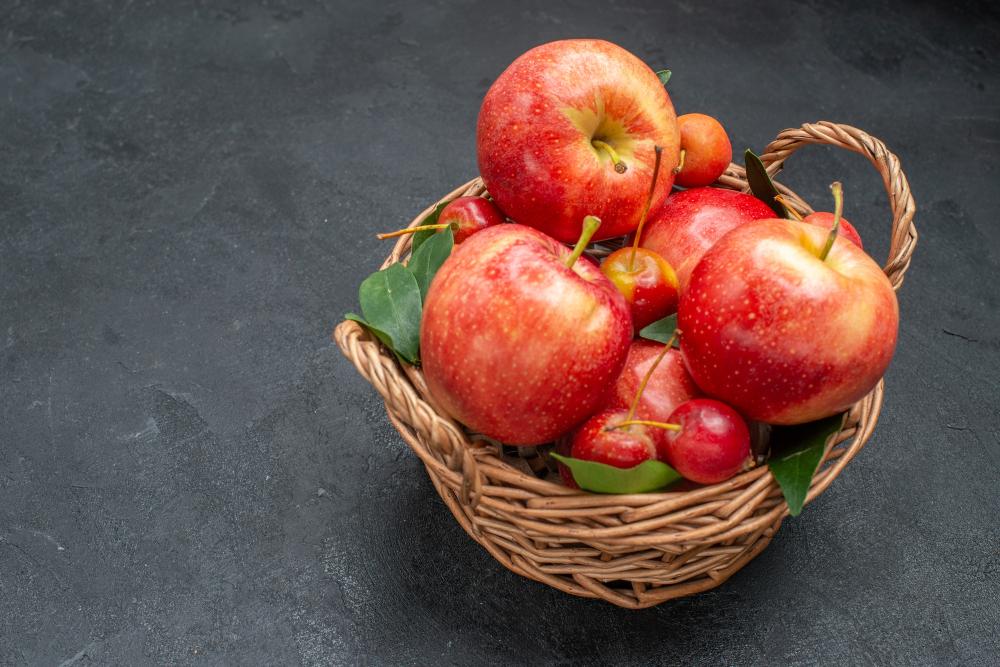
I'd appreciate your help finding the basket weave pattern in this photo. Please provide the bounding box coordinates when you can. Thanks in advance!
[334,122,917,608]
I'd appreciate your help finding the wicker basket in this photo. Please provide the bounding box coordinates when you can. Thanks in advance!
[334,121,917,609]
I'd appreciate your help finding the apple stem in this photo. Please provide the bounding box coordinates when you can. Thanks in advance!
[611,419,682,432]
[591,140,628,174]
[628,145,664,271]
[377,222,451,240]
[673,149,685,174]
[564,216,602,269]
[818,181,844,262]
[773,194,804,221]
[624,329,679,422]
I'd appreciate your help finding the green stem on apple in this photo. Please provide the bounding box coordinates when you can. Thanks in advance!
[377,222,451,240]
[818,181,844,262]
[564,215,602,269]
[624,329,679,422]
[773,194,804,221]
[591,140,628,174]
[612,419,682,432]
[673,149,686,174]
[627,145,664,271]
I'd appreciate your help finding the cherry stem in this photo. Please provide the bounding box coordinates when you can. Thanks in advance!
[613,419,681,432]
[818,181,843,262]
[773,194,804,221]
[673,149,685,174]
[564,216,602,269]
[592,140,627,174]
[624,329,679,422]
[628,145,664,271]
[377,222,450,240]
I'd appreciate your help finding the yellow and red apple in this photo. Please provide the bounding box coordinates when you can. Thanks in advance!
[421,223,632,445]
[678,218,898,425]
[477,39,680,243]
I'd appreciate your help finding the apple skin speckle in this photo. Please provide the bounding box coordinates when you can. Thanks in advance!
[421,224,632,445]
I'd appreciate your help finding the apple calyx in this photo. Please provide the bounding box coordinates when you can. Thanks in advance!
[628,145,664,271]
[564,215,602,269]
[773,194,805,221]
[817,181,844,262]
[377,222,451,240]
[591,139,628,174]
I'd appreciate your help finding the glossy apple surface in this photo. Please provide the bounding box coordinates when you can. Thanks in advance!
[421,224,632,445]
[640,187,774,290]
[674,113,732,188]
[661,399,751,484]
[803,211,863,249]
[600,247,679,331]
[438,196,506,244]
[570,409,656,469]
[679,218,898,425]
[603,340,701,423]
[477,39,680,243]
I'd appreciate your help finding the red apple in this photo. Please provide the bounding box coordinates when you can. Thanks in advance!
[661,399,751,484]
[679,218,898,425]
[674,113,732,188]
[421,223,632,445]
[570,408,657,469]
[477,39,680,243]
[639,187,774,291]
[600,247,679,331]
[803,211,863,249]
[437,196,506,244]
[603,340,701,423]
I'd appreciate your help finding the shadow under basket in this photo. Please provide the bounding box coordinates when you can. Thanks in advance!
[334,121,918,609]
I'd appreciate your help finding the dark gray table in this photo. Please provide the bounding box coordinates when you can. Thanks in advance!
[3,1,998,664]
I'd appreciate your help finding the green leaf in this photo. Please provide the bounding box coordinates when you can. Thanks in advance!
[768,413,846,516]
[639,313,680,348]
[410,201,449,253]
[551,453,682,494]
[345,311,398,355]
[656,69,672,86]
[408,227,453,300]
[356,264,422,364]
[744,149,789,219]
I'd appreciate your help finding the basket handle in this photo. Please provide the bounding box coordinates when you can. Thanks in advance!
[757,121,918,290]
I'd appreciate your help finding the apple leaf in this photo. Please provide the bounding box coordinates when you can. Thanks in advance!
[745,149,789,219]
[410,201,449,253]
[768,413,846,516]
[352,264,422,364]
[551,453,682,494]
[408,226,453,299]
[639,313,680,348]
[344,312,408,365]
[656,69,672,86]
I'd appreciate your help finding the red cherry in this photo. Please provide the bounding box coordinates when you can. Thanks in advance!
[600,247,679,331]
[438,196,506,244]
[674,113,732,188]
[660,399,751,484]
[570,409,657,470]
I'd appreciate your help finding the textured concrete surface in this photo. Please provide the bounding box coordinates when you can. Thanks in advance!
[2,0,999,664]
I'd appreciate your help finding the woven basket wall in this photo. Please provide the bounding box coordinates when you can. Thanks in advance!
[334,121,917,609]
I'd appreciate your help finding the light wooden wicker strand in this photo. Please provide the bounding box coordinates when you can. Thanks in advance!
[333,121,917,609]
